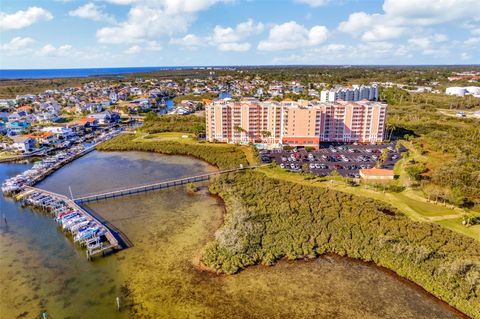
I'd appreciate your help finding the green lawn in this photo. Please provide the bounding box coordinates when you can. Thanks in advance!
[394,192,457,217]
[436,218,480,241]
[138,132,195,142]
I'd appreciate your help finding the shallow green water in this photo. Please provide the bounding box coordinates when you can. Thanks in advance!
[0,151,465,319]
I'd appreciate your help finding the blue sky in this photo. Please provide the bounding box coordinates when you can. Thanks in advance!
[1,0,479,69]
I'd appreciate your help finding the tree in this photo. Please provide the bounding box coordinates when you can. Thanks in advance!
[301,163,309,173]
[260,130,271,138]
[0,135,13,145]
[376,149,389,168]
[448,187,468,207]
[234,125,246,133]
[144,111,158,122]
[405,163,426,181]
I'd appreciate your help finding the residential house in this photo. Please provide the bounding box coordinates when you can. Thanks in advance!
[35,113,60,123]
[130,87,142,96]
[8,111,28,121]
[9,136,35,153]
[16,105,34,113]
[100,99,112,108]
[23,132,57,146]
[42,126,74,139]
[128,98,151,112]
[86,103,103,114]
[91,111,119,125]
[109,92,118,104]
[0,99,16,109]
[6,120,30,134]
[0,112,10,123]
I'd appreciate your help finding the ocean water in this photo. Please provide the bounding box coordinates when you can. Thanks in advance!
[0,67,197,79]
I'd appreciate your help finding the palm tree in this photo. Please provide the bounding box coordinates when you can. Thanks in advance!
[261,130,271,138]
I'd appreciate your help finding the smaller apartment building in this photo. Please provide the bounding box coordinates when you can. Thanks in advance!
[206,98,387,148]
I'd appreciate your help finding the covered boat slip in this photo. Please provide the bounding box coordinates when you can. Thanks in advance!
[19,186,120,259]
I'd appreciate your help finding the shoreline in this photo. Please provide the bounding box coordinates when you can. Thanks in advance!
[195,190,471,318]
[131,148,470,318]
[12,142,475,318]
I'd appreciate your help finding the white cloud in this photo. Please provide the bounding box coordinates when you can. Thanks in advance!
[460,52,471,60]
[212,19,263,43]
[37,44,75,57]
[0,37,35,55]
[69,3,116,23]
[170,34,205,48]
[407,34,450,56]
[169,19,262,52]
[361,25,405,42]
[338,12,376,35]
[125,41,162,54]
[295,0,329,7]
[408,34,447,49]
[308,25,329,45]
[464,37,480,46]
[104,0,138,4]
[471,28,480,36]
[218,42,251,52]
[0,6,53,31]
[394,45,411,57]
[382,0,480,26]
[146,40,162,51]
[258,21,328,51]
[339,0,480,42]
[0,37,35,50]
[209,19,263,51]
[96,0,225,44]
[273,41,397,64]
[125,45,142,54]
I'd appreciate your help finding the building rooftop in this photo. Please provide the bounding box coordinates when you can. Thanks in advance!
[359,168,394,177]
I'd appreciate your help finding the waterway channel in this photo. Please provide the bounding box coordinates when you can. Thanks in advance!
[0,151,466,319]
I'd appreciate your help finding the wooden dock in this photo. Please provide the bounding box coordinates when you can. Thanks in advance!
[18,164,267,259]
[29,144,100,186]
[73,166,260,204]
[24,186,121,258]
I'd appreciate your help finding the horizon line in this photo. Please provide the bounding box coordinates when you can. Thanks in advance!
[2,64,480,71]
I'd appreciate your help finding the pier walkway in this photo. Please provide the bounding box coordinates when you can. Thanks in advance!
[74,166,261,204]
[19,164,266,258]
[23,186,122,258]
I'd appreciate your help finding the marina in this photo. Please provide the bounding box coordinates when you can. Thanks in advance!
[1,129,124,259]
[2,140,253,260]
[1,128,122,195]
[19,186,120,259]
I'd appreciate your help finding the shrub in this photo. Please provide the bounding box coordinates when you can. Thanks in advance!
[202,171,480,318]
[97,134,248,169]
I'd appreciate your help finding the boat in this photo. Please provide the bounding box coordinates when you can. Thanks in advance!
[74,227,99,242]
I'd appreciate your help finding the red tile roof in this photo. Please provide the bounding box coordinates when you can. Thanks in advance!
[360,168,394,177]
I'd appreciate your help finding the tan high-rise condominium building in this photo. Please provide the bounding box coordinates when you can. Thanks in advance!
[205,98,387,148]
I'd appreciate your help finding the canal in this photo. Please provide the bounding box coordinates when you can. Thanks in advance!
[0,151,465,319]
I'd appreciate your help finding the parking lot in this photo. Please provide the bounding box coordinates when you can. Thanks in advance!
[260,142,406,178]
